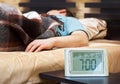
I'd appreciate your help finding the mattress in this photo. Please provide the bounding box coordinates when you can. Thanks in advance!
[0,39,120,84]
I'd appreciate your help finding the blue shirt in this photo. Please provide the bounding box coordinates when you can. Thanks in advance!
[36,14,86,39]
[54,15,86,36]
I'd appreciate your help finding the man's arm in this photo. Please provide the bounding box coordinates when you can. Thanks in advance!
[52,30,88,48]
[25,31,89,52]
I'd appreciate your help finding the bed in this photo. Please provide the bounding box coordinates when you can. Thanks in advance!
[0,40,120,84]
[0,0,120,84]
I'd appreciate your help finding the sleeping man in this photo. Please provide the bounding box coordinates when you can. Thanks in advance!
[24,9,107,52]
[24,10,89,52]
[0,3,89,52]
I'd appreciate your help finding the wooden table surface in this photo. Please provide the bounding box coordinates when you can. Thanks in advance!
[40,70,120,84]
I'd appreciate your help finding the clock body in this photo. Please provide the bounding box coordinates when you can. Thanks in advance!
[64,48,109,77]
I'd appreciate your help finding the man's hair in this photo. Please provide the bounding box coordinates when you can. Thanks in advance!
[66,8,75,17]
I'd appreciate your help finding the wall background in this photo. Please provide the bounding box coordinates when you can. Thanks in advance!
[0,0,29,11]
[0,0,100,18]
[67,0,100,18]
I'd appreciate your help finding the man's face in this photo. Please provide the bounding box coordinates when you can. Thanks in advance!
[47,9,67,16]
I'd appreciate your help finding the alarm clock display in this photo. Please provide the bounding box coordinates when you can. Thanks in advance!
[64,48,109,77]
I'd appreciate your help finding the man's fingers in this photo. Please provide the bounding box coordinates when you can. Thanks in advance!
[28,44,40,52]
[25,43,33,52]
[25,41,40,52]
[34,45,45,52]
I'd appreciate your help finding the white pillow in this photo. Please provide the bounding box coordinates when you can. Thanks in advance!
[79,18,107,40]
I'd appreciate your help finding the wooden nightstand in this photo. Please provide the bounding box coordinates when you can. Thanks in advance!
[40,70,120,84]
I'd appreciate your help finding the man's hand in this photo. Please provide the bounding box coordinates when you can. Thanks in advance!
[25,38,55,52]
[25,31,89,52]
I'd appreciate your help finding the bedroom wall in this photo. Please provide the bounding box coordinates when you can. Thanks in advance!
[0,0,29,11]
[67,0,100,18]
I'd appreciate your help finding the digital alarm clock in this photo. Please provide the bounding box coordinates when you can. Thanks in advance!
[64,48,109,77]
